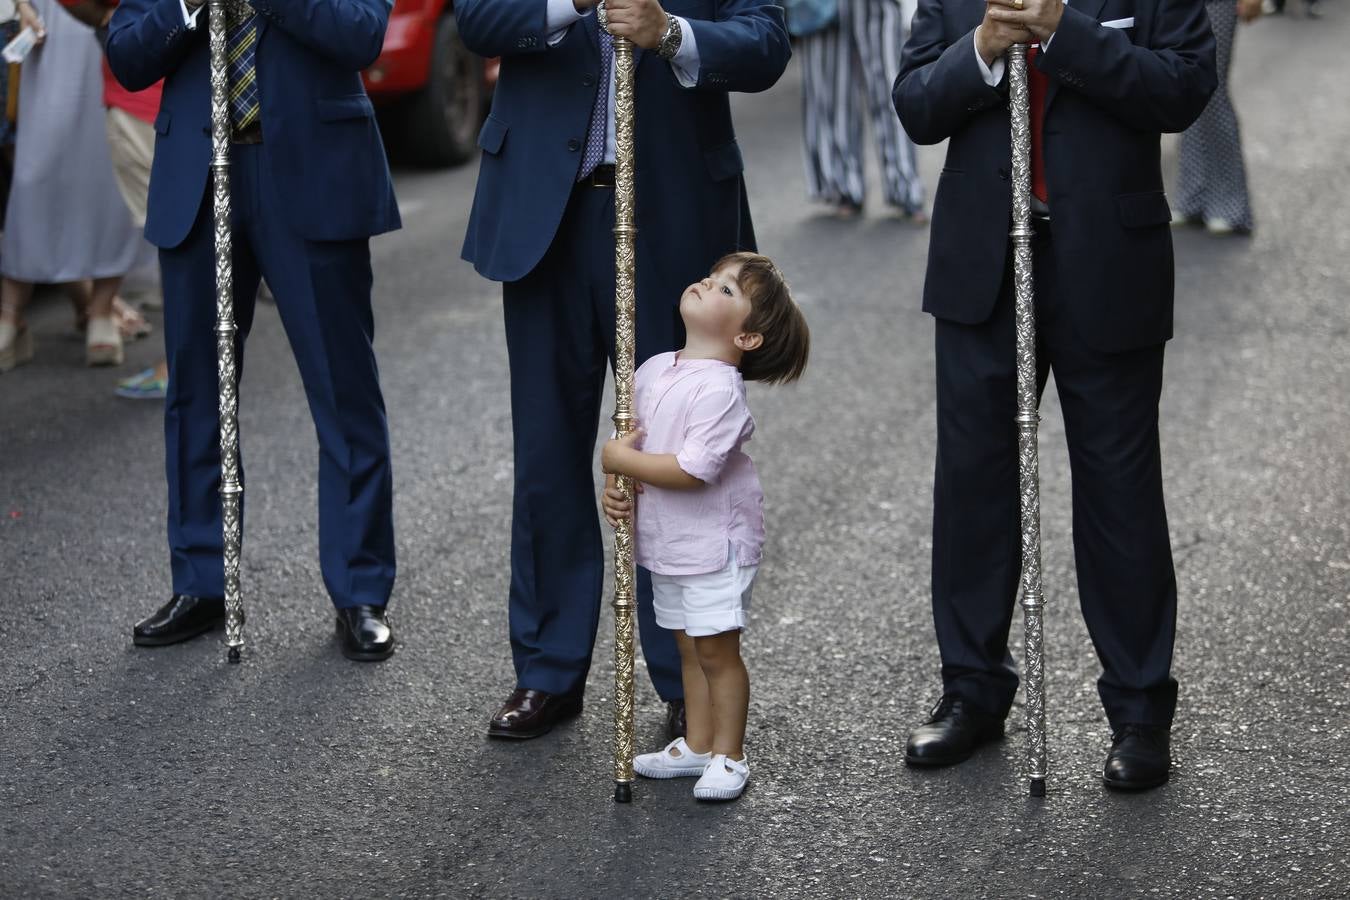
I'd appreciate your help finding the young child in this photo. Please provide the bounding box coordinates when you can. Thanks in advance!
[601,252,809,801]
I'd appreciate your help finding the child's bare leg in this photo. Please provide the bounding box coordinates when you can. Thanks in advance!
[676,630,714,754]
[694,630,749,760]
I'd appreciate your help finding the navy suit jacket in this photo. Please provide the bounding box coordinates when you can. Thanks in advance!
[894,0,1215,352]
[457,0,790,284]
[106,0,401,249]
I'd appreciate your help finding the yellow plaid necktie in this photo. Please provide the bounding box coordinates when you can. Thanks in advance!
[226,0,260,130]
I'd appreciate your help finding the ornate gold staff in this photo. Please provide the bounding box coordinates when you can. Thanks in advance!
[605,7,639,803]
[209,0,246,663]
[1007,42,1047,797]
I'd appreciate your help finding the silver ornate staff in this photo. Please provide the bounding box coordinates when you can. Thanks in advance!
[209,0,246,663]
[1007,42,1047,797]
[607,9,639,804]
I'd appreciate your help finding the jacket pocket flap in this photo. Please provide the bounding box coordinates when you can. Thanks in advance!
[316,94,375,122]
[153,109,171,135]
[1117,190,1172,228]
[703,140,744,181]
[477,115,507,154]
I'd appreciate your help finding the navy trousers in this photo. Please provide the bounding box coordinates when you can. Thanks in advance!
[159,143,396,609]
[502,182,684,701]
[932,223,1179,729]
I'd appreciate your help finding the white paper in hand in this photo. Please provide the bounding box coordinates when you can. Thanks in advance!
[2,26,38,64]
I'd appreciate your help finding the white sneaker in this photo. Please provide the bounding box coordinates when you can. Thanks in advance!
[692,753,750,801]
[634,738,711,779]
[1205,217,1236,235]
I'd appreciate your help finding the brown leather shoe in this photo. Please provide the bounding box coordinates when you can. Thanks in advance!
[487,688,583,740]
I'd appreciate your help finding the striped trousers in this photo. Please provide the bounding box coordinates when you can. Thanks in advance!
[799,0,924,213]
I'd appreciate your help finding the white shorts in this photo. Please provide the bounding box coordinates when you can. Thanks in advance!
[651,548,758,637]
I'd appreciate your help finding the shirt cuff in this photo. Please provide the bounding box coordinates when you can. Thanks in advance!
[675,441,722,485]
[669,15,699,87]
[1042,32,1055,52]
[546,0,586,46]
[973,29,1004,87]
[181,0,203,29]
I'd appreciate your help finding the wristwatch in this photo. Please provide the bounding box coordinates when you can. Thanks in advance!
[656,12,682,61]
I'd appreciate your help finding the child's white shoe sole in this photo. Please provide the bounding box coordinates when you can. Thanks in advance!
[634,757,708,779]
[693,783,747,801]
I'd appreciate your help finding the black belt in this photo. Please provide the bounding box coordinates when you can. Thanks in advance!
[579,164,615,188]
[232,122,263,145]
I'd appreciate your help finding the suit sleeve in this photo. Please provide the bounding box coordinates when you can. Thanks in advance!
[106,0,203,91]
[251,0,392,71]
[683,0,790,93]
[1037,0,1217,133]
[892,0,1006,145]
[455,0,552,58]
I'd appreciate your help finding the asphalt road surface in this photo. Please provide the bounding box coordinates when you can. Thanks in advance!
[2,8,1348,898]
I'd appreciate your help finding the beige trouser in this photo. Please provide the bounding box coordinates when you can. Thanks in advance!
[104,105,154,229]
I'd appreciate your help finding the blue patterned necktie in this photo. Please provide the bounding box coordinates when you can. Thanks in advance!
[226,0,261,130]
[577,26,613,181]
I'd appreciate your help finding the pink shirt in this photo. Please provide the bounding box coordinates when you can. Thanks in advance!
[632,352,765,576]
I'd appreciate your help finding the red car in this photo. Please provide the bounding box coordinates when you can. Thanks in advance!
[362,1,499,167]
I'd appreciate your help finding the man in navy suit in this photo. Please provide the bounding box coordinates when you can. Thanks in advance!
[107,0,402,660]
[456,0,789,739]
[894,0,1214,788]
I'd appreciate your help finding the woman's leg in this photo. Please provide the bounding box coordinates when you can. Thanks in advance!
[0,276,33,326]
[694,630,750,760]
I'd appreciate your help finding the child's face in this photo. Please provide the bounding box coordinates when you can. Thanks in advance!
[679,262,753,345]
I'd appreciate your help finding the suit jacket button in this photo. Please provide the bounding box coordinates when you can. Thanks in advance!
[998,167,1009,180]
[583,74,594,87]
[567,138,581,152]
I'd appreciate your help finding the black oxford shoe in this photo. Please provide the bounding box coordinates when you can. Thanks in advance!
[1103,724,1171,791]
[666,699,687,740]
[487,688,584,739]
[335,605,395,661]
[905,695,1006,767]
[133,595,226,647]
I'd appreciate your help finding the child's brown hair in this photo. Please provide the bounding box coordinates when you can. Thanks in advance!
[715,252,809,385]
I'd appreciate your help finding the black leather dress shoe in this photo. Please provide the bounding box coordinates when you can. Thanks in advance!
[905,695,1006,767]
[487,688,583,739]
[132,595,226,647]
[666,699,687,740]
[335,605,395,661]
[1103,724,1171,791]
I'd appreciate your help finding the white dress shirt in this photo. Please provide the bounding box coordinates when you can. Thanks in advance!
[546,0,702,166]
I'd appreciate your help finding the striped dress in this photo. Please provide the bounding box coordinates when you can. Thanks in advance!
[799,0,924,214]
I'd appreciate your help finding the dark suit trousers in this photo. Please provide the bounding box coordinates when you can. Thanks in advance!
[159,144,396,608]
[932,223,1178,729]
[501,182,684,701]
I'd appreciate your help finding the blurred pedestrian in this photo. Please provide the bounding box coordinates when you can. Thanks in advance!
[1175,0,1262,234]
[0,0,140,372]
[793,0,925,219]
[55,0,169,396]
[1265,0,1318,17]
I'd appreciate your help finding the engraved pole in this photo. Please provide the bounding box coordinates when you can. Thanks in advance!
[1007,42,1047,796]
[607,9,639,804]
[209,0,246,663]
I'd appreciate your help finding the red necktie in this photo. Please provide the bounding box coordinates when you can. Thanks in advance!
[1027,45,1049,203]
